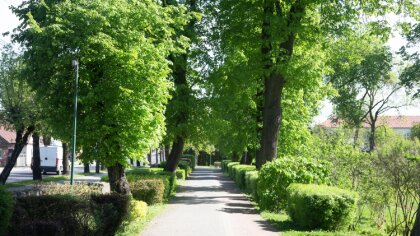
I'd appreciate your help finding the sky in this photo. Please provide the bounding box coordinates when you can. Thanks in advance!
[1,1,419,124]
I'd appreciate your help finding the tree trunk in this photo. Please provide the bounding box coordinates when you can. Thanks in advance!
[353,128,360,148]
[0,126,34,184]
[164,146,170,162]
[84,162,90,173]
[32,132,42,180]
[107,163,130,194]
[411,202,420,236]
[95,160,100,173]
[369,123,376,152]
[62,143,69,175]
[165,136,184,173]
[147,149,152,165]
[232,151,240,162]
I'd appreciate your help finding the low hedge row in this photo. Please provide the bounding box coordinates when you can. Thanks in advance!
[226,162,240,178]
[244,170,258,199]
[286,184,358,231]
[221,160,232,173]
[126,168,177,198]
[231,165,257,189]
[130,179,165,204]
[0,186,13,236]
[8,193,131,236]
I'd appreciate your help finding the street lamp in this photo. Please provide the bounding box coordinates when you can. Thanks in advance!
[70,59,79,185]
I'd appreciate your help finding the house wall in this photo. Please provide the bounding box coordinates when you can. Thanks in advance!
[0,144,33,167]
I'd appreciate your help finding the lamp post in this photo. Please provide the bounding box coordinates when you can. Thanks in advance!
[70,59,79,185]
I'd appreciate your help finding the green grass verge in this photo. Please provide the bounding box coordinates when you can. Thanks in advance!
[116,204,167,236]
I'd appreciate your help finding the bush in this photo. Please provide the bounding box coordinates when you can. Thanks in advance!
[221,160,232,173]
[130,179,165,204]
[19,220,65,236]
[91,193,131,236]
[9,194,94,236]
[182,154,196,169]
[0,186,13,236]
[245,171,259,199]
[257,156,331,211]
[130,200,148,219]
[231,165,256,189]
[227,162,240,178]
[175,169,186,180]
[126,168,177,198]
[34,182,103,198]
[286,184,358,230]
[9,193,131,236]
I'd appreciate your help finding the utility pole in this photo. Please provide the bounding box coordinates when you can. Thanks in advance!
[70,59,79,185]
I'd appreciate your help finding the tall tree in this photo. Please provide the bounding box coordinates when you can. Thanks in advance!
[12,0,189,193]
[0,45,36,184]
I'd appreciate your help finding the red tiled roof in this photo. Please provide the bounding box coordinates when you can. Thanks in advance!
[0,127,16,145]
[319,116,420,129]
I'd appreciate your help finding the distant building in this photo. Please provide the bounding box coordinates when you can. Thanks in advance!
[0,127,33,167]
[319,116,420,138]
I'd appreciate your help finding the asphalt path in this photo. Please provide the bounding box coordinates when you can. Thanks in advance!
[140,167,279,236]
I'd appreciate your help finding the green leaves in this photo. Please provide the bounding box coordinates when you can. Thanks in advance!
[12,0,189,166]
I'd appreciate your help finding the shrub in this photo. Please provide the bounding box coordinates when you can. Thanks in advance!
[245,171,259,199]
[257,156,331,211]
[286,184,358,230]
[20,220,65,236]
[34,182,103,198]
[130,200,148,219]
[126,168,177,198]
[221,160,232,173]
[227,162,240,178]
[91,193,131,236]
[214,161,221,168]
[232,165,257,189]
[130,179,165,204]
[182,154,196,169]
[9,194,94,236]
[175,169,186,180]
[0,185,13,236]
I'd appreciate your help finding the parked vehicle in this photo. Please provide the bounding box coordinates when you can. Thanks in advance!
[40,146,63,174]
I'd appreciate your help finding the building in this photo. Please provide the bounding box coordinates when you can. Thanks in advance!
[0,127,33,167]
[319,116,420,138]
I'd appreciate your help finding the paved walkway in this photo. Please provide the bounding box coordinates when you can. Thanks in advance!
[141,167,279,236]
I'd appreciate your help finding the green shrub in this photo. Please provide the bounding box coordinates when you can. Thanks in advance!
[257,156,331,211]
[10,194,94,236]
[175,169,186,180]
[227,162,240,178]
[0,186,13,236]
[221,160,232,173]
[232,165,256,189]
[214,161,221,168]
[178,160,192,177]
[130,200,148,219]
[286,184,358,230]
[126,168,177,198]
[130,179,165,204]
[245,170,259,199]
[182,154,196,169]
[91,193,131,236]
[35,182,103,198]
[19,220,65,236]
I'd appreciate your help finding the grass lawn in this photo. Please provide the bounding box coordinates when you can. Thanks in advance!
[5,172,105,188]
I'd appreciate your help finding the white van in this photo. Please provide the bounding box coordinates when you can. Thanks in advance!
[40,146,63,174]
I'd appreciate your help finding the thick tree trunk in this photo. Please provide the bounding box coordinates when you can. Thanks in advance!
[0,126,34,184]
[62,143,69,175]
[84,162,90,173]
[164,146,170,162]
[107,163,130,194]
[411,202,420,236]
[165,136,184,173]
[32,132,42,180]
[260,74,285,163]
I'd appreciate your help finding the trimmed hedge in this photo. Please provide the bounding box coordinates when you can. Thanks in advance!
[257,156,331,211]
[221,160,232,173]
[0,186,13,236]
[130,179,165,204]
[232,165,257,189]
[126,168,177,198]
[245,170,259,199]
[182,154,196,170]
[176,169,186,180]
[8,193,131,236]
[227,162,240,178]
[286,184,358,231]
